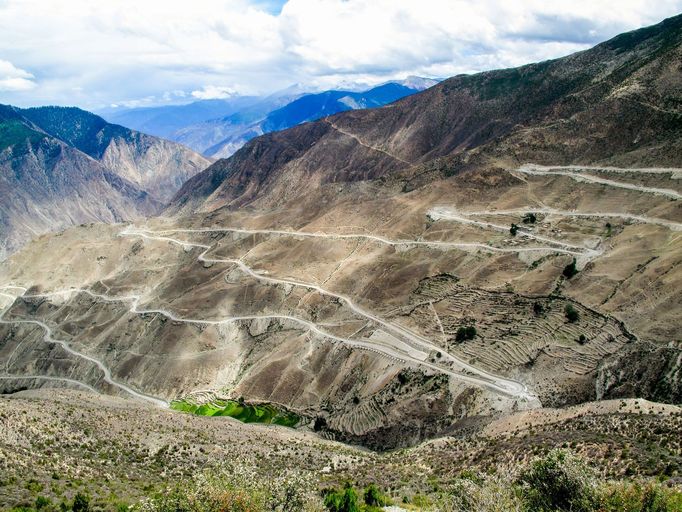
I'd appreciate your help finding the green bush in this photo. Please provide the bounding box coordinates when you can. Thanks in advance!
[598,481,682,512]
[565,304,579,323]
[363,484,387,507]
[324,484,359,512]
[510,223,519,236]
[72,493,90,512]
[35,496,51,510]
[517,450,597,512]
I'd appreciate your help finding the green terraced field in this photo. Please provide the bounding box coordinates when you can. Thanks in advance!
[170,398,300,428]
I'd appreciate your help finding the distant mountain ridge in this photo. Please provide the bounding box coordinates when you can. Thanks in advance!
[0,105,210,258]
[102,78,438,158]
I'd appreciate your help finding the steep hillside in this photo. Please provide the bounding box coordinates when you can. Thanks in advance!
[0,106,209,258]
[171,14,682,213]
[0,107,160,258]
[22,107,210,202]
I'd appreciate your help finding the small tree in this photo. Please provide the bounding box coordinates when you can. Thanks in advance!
[533,302,544,316]
[456,325,477,342]
[364,483,386,507]
[563,259,578,279]
[324,484,359,512]
[565,304,579,323]
[35,496,51,510]
[510,223,519,236]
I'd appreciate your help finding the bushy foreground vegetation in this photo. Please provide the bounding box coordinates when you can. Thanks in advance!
[9,451,681,512]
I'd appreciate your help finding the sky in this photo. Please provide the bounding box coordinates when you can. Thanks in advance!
[0,0,681,110]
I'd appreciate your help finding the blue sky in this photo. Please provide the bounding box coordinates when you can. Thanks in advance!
[0,0,680,110]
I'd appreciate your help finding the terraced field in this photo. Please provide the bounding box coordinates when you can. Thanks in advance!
[171,394,300,427]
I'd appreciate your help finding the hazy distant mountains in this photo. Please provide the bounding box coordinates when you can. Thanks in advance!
[0,106,209,258]
[102,77,439,158]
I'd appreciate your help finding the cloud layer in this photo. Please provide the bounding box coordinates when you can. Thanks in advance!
[0,0,680,109]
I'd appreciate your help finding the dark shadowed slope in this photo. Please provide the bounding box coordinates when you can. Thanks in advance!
[169,14,682,215]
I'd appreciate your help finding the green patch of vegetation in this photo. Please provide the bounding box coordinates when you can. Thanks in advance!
[0,119,46,152]
[455,325,477,342]
[510,223,519,236]
[170,398,300,428]
[518,449,597,512]
[323,483,389,512]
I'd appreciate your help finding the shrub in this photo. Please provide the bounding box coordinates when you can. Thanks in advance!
[563,259,578,279]
[363,484,387,507]
[35,496,51,510]
[522,213,537,224]
[324,484,359,512]
[72,493,90,512]
[510,223,519,236]
[456,326,477,342]
[565,304,579,323]
[598,481,682,512]
[517,450,597,512]
[533,302,544,315]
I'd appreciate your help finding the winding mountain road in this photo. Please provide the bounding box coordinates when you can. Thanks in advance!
[120,227,536,401]
[428,207,602,263]
[0,374,99,393]
[0,288,168,407]
[516,164,682,200]
[462,208,682,231]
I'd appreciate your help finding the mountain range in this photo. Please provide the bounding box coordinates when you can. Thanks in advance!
[1,13,682,509]
[103,77,439,158]
[0,106,209,259]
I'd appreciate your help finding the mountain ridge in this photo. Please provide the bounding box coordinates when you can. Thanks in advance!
[169,13,682,215]
[0,105,210,258]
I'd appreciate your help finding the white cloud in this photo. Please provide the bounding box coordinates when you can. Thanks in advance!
[0,59,36,91]
[191,85,239,100]
[0,0,680,107]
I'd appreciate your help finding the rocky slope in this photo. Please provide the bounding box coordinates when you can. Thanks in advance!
[0,106,210,258]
